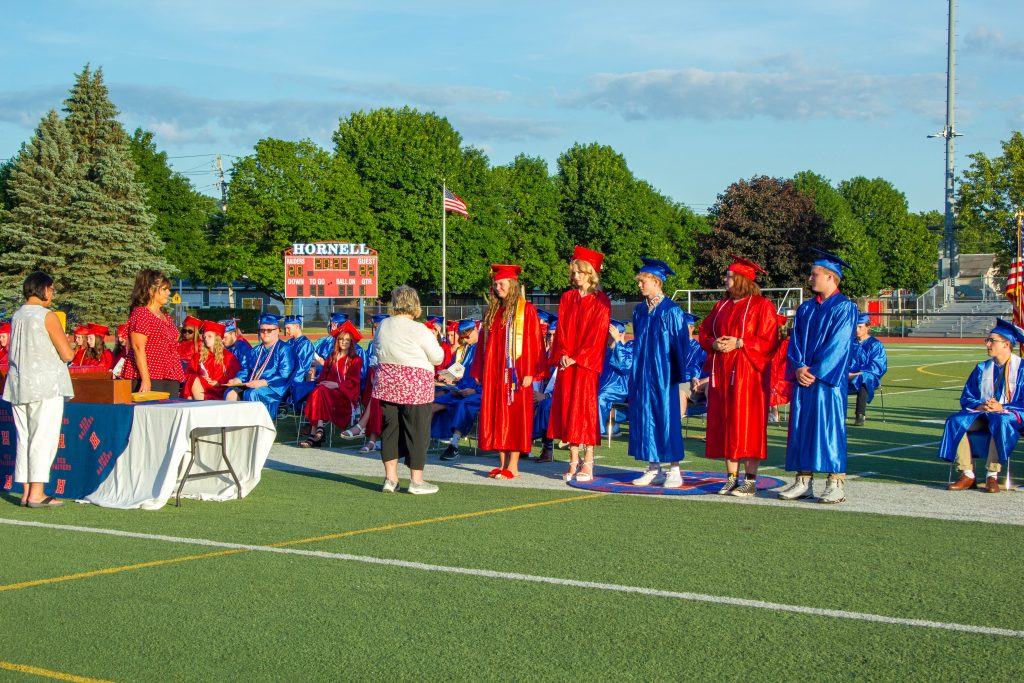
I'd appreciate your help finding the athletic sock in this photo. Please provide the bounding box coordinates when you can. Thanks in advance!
[987,470,999,480]
[450,434,461,446]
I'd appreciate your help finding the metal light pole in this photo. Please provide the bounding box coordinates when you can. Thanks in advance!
[929,0,961,285]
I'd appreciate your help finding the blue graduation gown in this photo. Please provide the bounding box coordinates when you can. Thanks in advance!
[288,336,317,405]
[848,336,887,402]
[430,343,481,438]
[532,367,558,439]
[937,358,1024,464]
[627,298,689,463]
[683,338,707,382]
[785,291,858,474]
[236,341,295,417]
[598,341,633,435]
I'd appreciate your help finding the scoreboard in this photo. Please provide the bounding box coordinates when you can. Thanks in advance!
[284,242,379,299]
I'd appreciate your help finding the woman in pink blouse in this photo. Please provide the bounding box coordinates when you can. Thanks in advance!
[123,269,185,394]
[372,286,445,494]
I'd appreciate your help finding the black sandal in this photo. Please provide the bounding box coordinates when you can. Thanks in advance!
[300,428,326,448]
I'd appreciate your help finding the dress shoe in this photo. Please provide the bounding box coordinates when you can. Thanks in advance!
[853,414,865,427]
[985,476,1000,493]
[947,474,977,491]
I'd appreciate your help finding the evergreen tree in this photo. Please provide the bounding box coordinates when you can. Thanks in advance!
[0,111,80,314]
[61,65,170,323]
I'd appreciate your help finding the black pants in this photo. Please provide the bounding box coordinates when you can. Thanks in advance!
[380,401,432,470]
[855,386,868,416]
[130,378,182,396]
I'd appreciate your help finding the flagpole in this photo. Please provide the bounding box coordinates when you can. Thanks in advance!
[441,180,447,324]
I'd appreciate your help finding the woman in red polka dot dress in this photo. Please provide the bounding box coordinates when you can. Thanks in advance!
[122,269,185,395]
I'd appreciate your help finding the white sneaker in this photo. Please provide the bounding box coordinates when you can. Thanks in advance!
[407,480,439,495]
[632,468,664,486]
[818,477,846,504]
[663,470,683,488]
[382,479,399,493]
[778,476,813,500]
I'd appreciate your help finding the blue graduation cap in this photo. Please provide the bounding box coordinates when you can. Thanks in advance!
[810,248,852,279]
[457,319,477,334]
[637,257,675,281]
[536,309,551,326]
[611,318,628,333]
[257,313,282,328]
[548,316,558,333]
[283,314,303,326]
[991,318,1024,345]
[857,313,871,326]
[329,312,349,326]
[218,318,238,333]
[425,315,444,330]
[371,313,389,326]
[684,313,701,327]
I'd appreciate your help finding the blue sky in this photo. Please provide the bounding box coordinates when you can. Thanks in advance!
[2,0,1021,213]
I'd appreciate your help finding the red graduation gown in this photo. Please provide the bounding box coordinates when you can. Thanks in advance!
[183,349,242,400]
[305,354,362,428]
[698,295,778,460]
[769,337,792,407]
[547,288,611,445]
[471,302,546,453]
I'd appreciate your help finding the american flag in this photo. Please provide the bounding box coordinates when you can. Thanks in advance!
[1007,257,1024,327]
[443,188,468,217]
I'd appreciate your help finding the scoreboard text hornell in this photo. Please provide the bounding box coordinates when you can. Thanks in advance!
[284,243,379,299]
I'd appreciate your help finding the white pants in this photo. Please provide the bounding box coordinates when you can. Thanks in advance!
[13,396,65,484]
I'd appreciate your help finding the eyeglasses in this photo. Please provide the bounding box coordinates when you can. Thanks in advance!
[259,328,278,334]
[985,338,1008,345]
[182,330,194,335]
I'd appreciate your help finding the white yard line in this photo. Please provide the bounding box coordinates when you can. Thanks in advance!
[2,517,1022,639]
[850,441,941,457]
[884,387,960,397]
[890,360,974,369]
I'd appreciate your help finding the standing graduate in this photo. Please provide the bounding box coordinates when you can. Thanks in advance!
[548,246,612,483]
[471,264,547,480]
[847,312,888,426]
[70,324,91,365]
[628,258,690,488]
[780,249,858,504]
[938,319,1024,493]
[224,313,294,417]
[698,255,779,496]
[78,324,114,369]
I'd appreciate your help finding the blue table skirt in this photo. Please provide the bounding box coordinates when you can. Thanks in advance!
[0,399,135,499]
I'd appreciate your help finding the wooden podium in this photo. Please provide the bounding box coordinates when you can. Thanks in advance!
[69,370,133,404]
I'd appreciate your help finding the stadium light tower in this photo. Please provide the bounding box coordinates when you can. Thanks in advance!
[928,0,962,284]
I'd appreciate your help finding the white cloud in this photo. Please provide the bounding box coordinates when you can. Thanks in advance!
[964,28,1024,62]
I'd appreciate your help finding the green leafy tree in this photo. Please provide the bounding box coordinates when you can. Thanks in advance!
[128,129,221,280]
[793,171,883,297]
[222,137,375,292]
[839,176,936,293]
[956,131,1024,260]
[61,65,170,322]
[696,175,832,289]
[0,111,81,313]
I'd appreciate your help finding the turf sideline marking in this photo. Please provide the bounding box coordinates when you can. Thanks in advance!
[0,493,607,591]
[0,661,116,683]
[850,441,940,457]
[1,517,1020,640]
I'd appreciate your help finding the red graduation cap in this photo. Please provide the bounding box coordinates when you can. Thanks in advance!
[490,264,522,281]
[331,320,362,343]
[572,245,605,272]
[201,320,226,337]
[74,324,91,336]
[183,315,202,329]
[727,254,768,280]
[88,324,109,337]
[116,324,129,340]
[0,322,10,335]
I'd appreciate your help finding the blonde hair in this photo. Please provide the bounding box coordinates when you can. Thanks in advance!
[389,285,422,318]
[199,332,226,370]
[634,272,662,287]
[570,259,600,292]
[484,278,523,330]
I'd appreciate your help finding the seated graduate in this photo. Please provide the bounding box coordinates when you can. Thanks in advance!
[768,313,793,423]
[939,318,1024,494]
[221,318,252,353]
[598,319,635,437]
[679,312,707,413]
[223,313,294,417]
[283,314,316,407]
[342,313,388,454]
[78,324,113,369]
[183,320,242,400]
[847,312,888,426]
[0,321,10,371]
[300,321,363,448]
[111,323,129,378]
[177,315,203,365]
[70,324,90,365]
[531,315,560,461]
[435,319,482,461]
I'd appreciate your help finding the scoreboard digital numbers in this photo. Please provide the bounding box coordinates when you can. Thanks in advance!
[284,243,379,299]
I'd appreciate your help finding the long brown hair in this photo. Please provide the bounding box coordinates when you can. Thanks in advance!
[129,269,171,312]
[727,273,761,300]
[483,279,523,330]
[85,334,104,362]
[331,332,358,363]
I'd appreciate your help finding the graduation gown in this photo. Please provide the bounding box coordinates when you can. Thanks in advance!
[288,335,317,404]
[548,289,611,445]
[937,356,1024,464]
[236,341,295,417]
[431,343,480,438]
[684,338,707,382]
[769,338,792,407]
[74,349,114,370]
[699,296,778,460]
[183,349,242,400]
[598,342,633,435]
[627,298,689,462]
[785,291,858,473]
[848,336,888,402]
[304,354,363,429]
[471,302,546,453]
